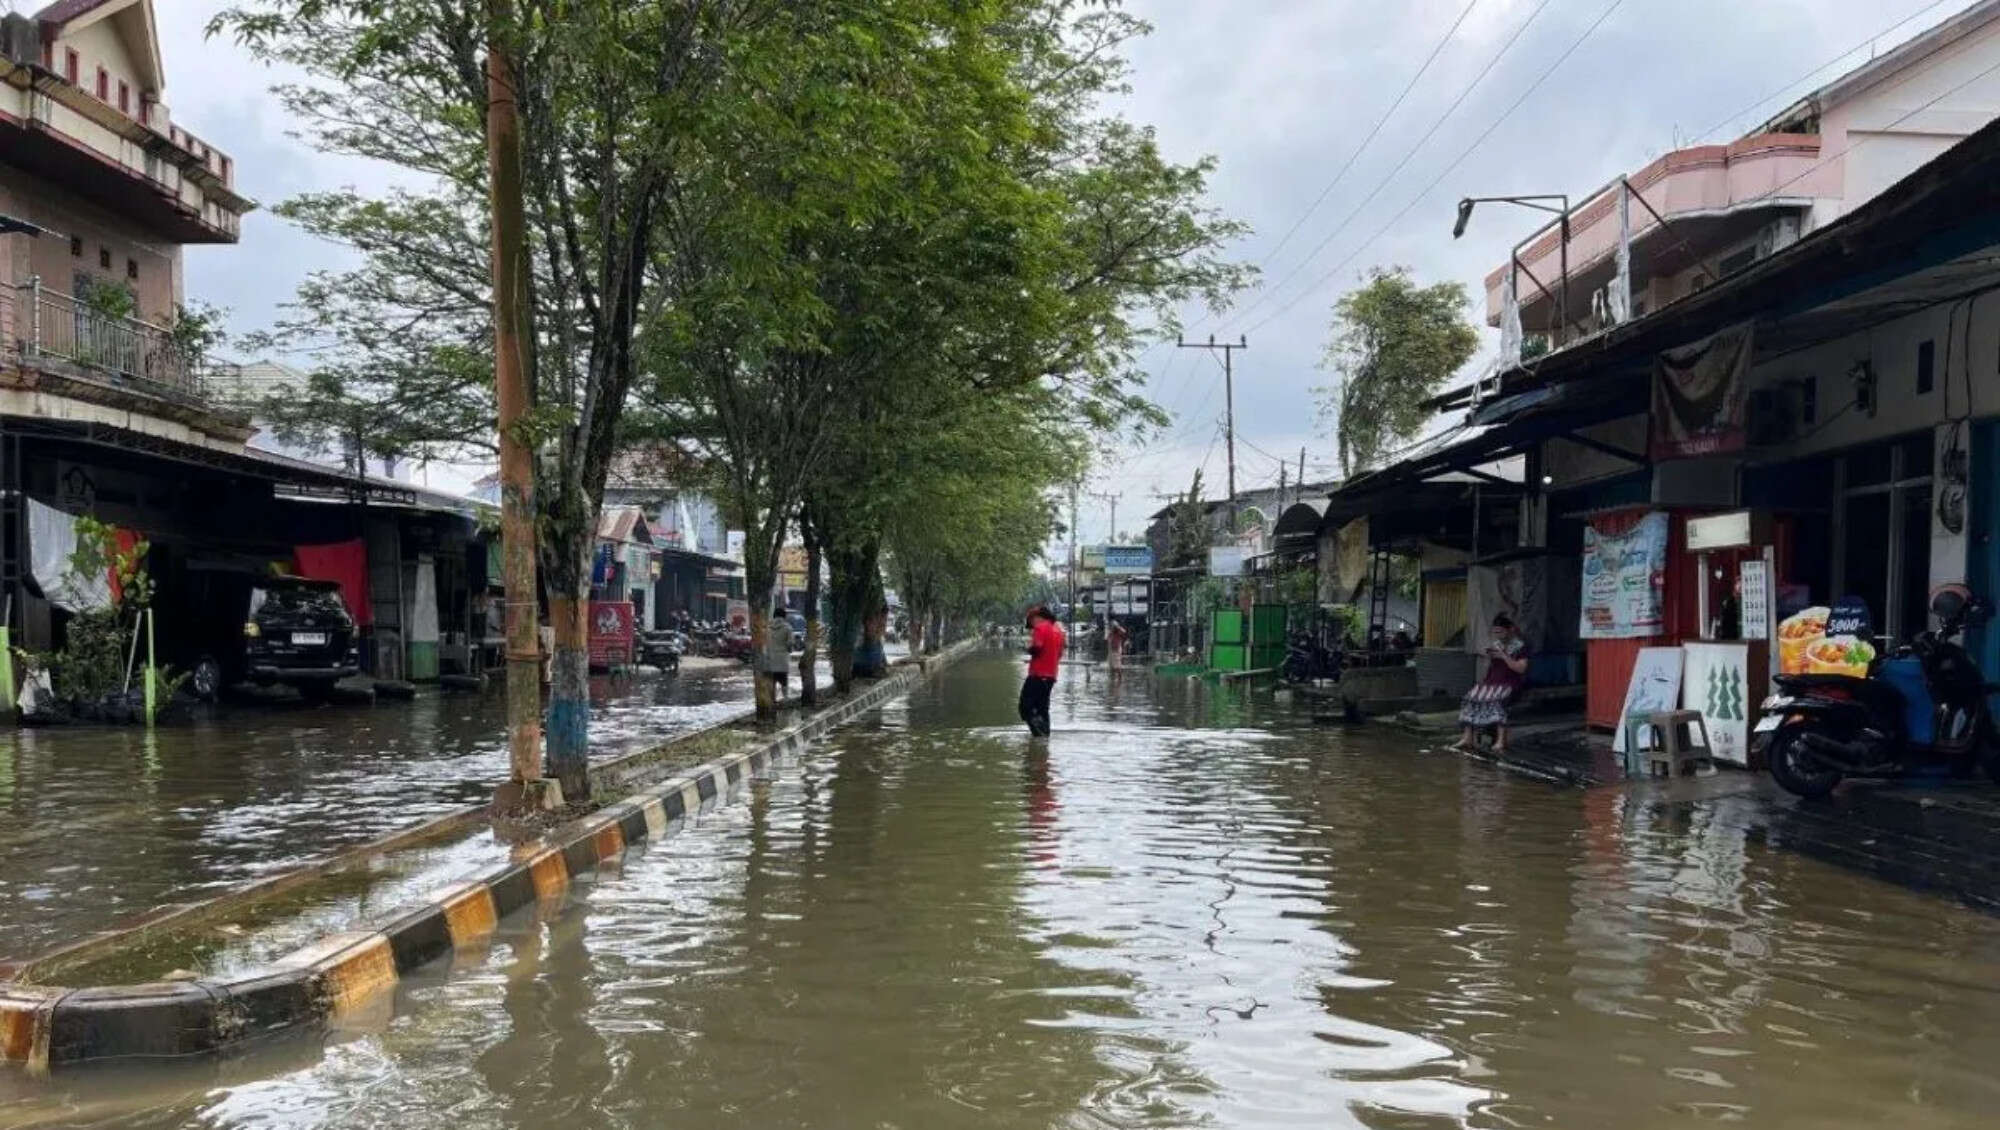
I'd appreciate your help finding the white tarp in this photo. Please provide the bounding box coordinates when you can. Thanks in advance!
[27,499,110,611]
[409,557,440,644]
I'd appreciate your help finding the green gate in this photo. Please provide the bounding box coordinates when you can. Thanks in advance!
[1249,603,1287,671]
[1208,608,1246,671]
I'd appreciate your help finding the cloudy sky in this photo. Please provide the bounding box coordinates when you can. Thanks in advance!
[112,0,1979,536]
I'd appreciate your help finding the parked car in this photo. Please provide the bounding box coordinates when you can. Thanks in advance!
[242,577,363,698]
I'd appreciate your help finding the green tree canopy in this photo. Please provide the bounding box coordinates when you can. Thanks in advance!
[1316,266,1479,477]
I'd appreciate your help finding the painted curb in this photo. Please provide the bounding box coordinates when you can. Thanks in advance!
[0,640,981,1073]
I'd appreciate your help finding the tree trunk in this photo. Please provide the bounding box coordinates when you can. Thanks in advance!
[485,1,543,796]
[799,530,822,707]
[827,538,876,692]
[541,522,593,801]
[750,607,778,717]
[545,587,590,801]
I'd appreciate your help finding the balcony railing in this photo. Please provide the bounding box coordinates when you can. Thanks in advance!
[7,280,216,402]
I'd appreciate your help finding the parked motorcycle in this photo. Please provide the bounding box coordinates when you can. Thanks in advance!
[637,629,684,672]
[1280,628,1343,686]
[1758,585,2000,798]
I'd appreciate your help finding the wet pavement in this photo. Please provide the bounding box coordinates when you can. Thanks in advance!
[0,663,757,964]
[8,653,2000,1128]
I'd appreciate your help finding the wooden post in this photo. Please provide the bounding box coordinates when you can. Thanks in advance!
[487,0,555,809]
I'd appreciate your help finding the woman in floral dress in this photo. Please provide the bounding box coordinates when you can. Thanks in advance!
[1452,614,1530,754]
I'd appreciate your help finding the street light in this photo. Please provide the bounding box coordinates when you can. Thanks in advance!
[1453,194,1572,347]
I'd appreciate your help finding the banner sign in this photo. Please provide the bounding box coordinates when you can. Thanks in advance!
[1102,545,1153,575]
[1208,546,1245,577]
[1579,512,1668,639]
[1652,322,1753,459]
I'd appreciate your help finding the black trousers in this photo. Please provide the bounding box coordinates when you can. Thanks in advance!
[1019,675,1055,736]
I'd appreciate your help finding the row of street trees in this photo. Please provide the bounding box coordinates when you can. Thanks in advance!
[217,0,1248,802]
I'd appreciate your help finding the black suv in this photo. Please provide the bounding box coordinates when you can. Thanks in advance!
[243,577,362,697]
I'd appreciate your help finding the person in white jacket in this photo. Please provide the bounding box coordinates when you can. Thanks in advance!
[758,602,793,698]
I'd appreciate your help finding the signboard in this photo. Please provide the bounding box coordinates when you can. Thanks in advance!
[1208,545,1245,577]
[1081,546,1107,571]
[1686,510,1752,551]
[587,600,635,670]
[1579,512,1668,639]
[1102,545,1153,576]
[725,530,746,560]
[1827,595,1873,639]
[1652,322,1752,459]
[1683,641,1750,767]
[1776,598,1877,677]
[1739,559,1771,639]
[1613,647,1685,754]
[726,598,750,631]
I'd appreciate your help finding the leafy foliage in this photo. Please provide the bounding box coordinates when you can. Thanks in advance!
[1316,267,1480,477]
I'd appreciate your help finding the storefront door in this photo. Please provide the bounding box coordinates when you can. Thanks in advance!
[1833,433,1933,644]
[1969,421,2000,677]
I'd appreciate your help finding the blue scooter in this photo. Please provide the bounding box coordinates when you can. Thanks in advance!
[1757,585,2000,798]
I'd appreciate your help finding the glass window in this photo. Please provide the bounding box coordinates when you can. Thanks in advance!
[1841,491,1890,630]
[1844,443,1891,487]
[1895,432,1934,481]
[1898,484,1934,640]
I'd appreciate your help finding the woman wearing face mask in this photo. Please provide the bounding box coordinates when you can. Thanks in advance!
[1451,614,1530,755]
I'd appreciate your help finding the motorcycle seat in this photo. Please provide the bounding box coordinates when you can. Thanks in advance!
[1775,672,1908,713]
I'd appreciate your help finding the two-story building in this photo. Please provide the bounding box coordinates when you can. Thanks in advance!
[1,2,494,697]
[1327,1,2000,762]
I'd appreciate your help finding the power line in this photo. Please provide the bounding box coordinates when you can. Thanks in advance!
[1194,0,1481,337]
[1688,0,1955,144]
[1241,0,1630,339]
[1214,0,1561,335]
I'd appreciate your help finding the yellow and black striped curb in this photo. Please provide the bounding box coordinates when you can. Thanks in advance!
[0,642,978,1074]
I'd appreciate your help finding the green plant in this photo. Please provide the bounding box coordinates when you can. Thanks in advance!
[168,301,227,369]
[81,278,137,322]
[148,663,190,705]
[46,517,154,709]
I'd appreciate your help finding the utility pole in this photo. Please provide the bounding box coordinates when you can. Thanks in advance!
[1177,334,1248,533]
[1299,447,1307,494]
[487,0,553,811]
[1086,489,1119,630]
[1067,484,1080,638]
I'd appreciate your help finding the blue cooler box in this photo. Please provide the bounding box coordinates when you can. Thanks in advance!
[1876,656,1934,745]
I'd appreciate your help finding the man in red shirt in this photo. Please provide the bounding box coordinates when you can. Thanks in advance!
[1019,604,1065,737]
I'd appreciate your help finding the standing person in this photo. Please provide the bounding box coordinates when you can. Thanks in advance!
[759,601,793,699]
[1018,604,1065,737]
[1452,614,1530,754]
[1107,619,1129,672]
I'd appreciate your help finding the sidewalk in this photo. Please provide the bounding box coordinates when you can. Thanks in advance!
[1370,696,2000,912]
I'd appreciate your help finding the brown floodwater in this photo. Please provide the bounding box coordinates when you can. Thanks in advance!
[4,653,2000,1128]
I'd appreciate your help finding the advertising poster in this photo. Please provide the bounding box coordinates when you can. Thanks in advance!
[1612,646,1685,754]
[1682,641,1750,767]
[1579,512,1668,639]
[1775,596,1876,677]
[587,600,635,670]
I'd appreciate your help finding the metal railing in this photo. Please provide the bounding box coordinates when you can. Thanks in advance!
[8,279,207,401]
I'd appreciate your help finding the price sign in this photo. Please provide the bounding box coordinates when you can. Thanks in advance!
[1739,559,1770,639]
[1827,595,1873,640]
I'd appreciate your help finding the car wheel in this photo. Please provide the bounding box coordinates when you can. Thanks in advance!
[191,655,223,702]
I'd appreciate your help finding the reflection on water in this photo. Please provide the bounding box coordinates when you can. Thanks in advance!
[6,655,2000,1128]
[0,667,754,961]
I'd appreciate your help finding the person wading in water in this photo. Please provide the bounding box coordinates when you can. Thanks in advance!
[1019,604,1065,737]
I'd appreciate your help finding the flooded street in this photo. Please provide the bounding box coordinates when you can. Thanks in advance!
[0,665,756,963]
[8,653,2000,1128]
